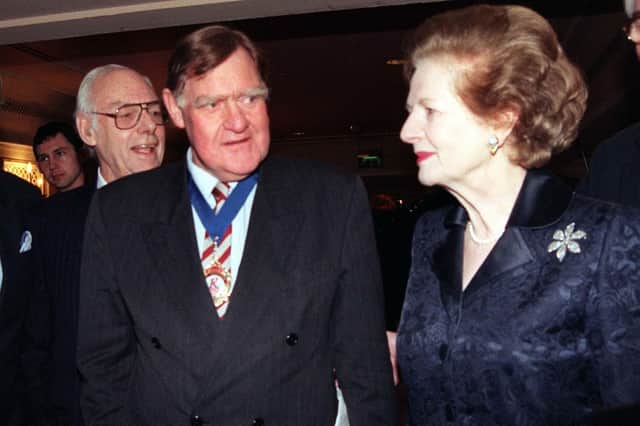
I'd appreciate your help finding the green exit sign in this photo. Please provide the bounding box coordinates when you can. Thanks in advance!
[357,152,383,168]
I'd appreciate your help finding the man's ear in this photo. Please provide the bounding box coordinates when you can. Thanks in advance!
[76,114,97,147]
[162,88,185,129]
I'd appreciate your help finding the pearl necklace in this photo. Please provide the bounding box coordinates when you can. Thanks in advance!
[467,222,504,245]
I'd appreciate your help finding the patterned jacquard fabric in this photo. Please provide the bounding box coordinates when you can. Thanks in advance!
[397,170,640,425]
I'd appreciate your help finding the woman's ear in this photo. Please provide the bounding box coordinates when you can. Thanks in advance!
[497,108,520,142]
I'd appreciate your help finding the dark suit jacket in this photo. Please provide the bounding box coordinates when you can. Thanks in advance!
[77,156,396,425]
[579,121,640,208]
[0,171,40,425]
[397,170,640,425]
[23,185,94,425]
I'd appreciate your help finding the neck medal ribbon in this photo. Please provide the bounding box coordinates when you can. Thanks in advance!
[187,171,258,243]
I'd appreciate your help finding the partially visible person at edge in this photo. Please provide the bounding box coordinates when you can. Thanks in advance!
[0,170,40,425]
[578,0,640,207]
[394,4,640,425]
[22,64,166,426]
[33,121,86,193]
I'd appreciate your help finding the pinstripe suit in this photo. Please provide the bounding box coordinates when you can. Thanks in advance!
[77,156,396,425]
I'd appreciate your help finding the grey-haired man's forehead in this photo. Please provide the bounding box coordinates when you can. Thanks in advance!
[625,0,638,17]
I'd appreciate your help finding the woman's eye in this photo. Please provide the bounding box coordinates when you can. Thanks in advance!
[424,106,435,118]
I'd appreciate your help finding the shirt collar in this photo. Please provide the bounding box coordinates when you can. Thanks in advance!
[186,147,238,207]
[96,168,108,189]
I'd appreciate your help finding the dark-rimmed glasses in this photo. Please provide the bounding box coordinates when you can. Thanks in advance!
[91,101,167,130]
[623,12,640,42]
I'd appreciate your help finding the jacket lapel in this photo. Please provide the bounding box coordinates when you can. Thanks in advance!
[223,175,304,325]
[195,157,306,393]
[142,164,221,342]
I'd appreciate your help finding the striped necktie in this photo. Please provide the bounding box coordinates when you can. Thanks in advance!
[201,182,232,318]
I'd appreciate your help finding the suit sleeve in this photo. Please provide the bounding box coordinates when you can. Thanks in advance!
[21,212,55,422]
[76,192,135,425]
[589,206,640,408]
[332,176,397,425]
[0,180,40,423]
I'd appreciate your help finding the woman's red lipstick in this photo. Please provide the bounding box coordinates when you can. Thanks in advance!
[415,151,434,164]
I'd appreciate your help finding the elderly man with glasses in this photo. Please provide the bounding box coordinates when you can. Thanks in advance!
[22,64,166,426]
[76,64,166,187]
[579,0,640,208]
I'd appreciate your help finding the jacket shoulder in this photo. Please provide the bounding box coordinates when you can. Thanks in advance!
[42,185,93,209]
[96,162,183,202]
[262,155,356,185]
[537,193,640,258]
[570,191,640,218]
[0,171,41,207]
[592,121,640,158]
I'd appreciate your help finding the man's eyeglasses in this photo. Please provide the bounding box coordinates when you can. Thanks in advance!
[623,12,640,42]
[91,101,168,130]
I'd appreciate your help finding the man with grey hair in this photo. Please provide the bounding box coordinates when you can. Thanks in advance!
[23,64,166,426]
[75,64,165,186]
[579,0,640,207]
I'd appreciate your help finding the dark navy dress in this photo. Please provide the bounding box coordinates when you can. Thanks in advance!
[397,170,640,425]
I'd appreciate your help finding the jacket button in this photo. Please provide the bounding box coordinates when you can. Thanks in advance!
[191,415,203,426]
[151,337,162,349]
[439,343,448,361]
[285,333,298,346]
[445,403,455,421]
[252,418,264,425]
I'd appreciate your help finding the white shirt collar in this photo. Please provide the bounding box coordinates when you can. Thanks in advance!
[96,168,108,189]
[185,147,237,206]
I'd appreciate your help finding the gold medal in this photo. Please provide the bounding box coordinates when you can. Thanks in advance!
[204,261,232,307]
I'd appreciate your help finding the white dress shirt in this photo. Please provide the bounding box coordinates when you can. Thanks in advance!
[186,147,256,289]
[96,168,108,189]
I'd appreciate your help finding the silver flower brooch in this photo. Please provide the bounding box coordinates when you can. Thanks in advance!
[547,222,587,262]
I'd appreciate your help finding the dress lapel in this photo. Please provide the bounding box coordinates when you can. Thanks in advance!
[464,227,534,297]
[432,208,465,321]
[437,169,574,298]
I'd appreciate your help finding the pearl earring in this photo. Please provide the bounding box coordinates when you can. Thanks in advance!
[488,135,499,155]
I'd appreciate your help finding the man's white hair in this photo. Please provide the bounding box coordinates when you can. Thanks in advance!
[625,0,635,17]
[74,64,154,128]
